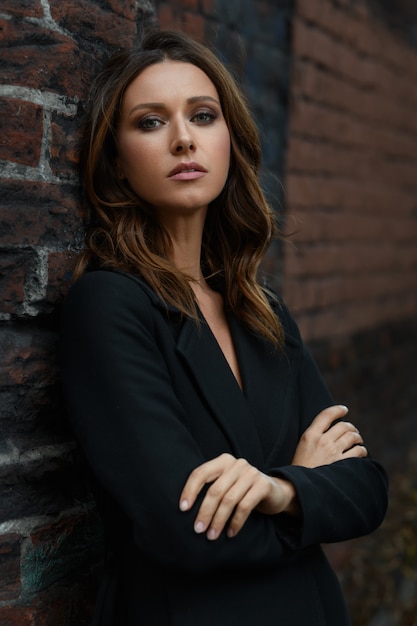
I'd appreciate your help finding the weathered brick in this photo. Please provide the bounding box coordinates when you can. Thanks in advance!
[176,0,199,9]
[105,0,137,21]
[1,0,43,18]
[1,18,79,96]
[0,570,98,626]
[46,251,78,306]
[50,112,81,178]
[0,327,57,387]
[286,137,417,188]
[0,181,82,248]
[49,0,136,49]
[200,0,215,16]
[0,98,43,167]
[0,250,33,315]
[0,443,94,523]
[181,11,205,38]
[0,533,22,602]
[22,510,104,593]
[157,3,176,29]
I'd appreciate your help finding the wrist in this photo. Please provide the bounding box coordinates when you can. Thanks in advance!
[275,477,300,517]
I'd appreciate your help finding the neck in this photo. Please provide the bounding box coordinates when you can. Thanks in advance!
[162,212,206,282]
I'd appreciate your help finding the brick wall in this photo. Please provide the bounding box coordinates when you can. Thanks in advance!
[284,0,417,341]
[0,2,157,623]
[284,1,417,622]
[283,0,417,465]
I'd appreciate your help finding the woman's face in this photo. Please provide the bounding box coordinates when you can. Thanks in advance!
[116,60,231,221]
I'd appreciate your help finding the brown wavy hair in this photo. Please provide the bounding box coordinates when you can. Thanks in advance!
[75,29,284,348]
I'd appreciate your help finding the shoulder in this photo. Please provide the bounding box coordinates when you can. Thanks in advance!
[61,270,159,328]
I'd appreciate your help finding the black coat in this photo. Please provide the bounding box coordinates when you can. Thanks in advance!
[60,270,388,626]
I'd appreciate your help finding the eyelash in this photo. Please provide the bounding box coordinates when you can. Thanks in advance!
[191,110,218,124]
[136,109,218,131]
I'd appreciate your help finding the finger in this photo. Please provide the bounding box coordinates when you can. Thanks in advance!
[195,458,253,537]
[204,465,262,540]
[179,453,234,512]
[326,420,359,442]
[342,445,368,459]
[226,482,267,538]
[306,405,349,436]
[338,430,364,452]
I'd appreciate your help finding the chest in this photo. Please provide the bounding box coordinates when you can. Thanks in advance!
[153,310,302,469]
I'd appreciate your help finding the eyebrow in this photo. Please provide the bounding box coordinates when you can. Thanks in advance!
[129,95,220,117]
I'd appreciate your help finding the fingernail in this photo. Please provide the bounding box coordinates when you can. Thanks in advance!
[339,405,348,412]
[207,528,217,540]
[179,499,189,511]
[227,528,234,538]
[194,521,204,534]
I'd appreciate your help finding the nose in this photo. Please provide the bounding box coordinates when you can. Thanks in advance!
[170,120,195,154]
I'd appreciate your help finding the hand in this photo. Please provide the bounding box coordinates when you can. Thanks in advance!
[291,405,367,468]
[179,453,298,541]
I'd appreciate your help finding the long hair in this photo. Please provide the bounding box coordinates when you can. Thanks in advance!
[75,29,284,349]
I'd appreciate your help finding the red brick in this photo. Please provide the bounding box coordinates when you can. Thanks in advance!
[0,534,22,602]
[107,0,137,21]
[288,98,367,148]
[286,136,417,192]
[181,11,205,39]
[296,0,379,61]
[0,605,38,626]
[1,0,43,18]
[50,112,81,178]
[0,327,57,387]
[0,181,81,248]
[201,0,217,16]
[292,61,415,132]
[157,3,177,29]
[285,172,417,218]
[1,19,75,93]
[49,0,136,49]
[293,18,385,91]
[0,251,32,315]
[177,0,199,8]
[0,17,106,100]
[0,98,43,166]
[46,251,77,305]
[293,16,417,108]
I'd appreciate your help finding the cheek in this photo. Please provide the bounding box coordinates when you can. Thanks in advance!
[118,136,157,180]
[217,133,231,178]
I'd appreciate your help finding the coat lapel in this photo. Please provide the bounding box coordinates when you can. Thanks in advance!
[119,271,301,468]
[176,317,265,468]
[227,313,302,466]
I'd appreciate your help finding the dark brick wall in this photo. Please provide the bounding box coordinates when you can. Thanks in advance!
[284,1,417,622]
[283,0,417,472]
[0,1,157,623]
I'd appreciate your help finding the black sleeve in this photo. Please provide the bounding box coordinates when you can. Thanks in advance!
[266,303,388,547]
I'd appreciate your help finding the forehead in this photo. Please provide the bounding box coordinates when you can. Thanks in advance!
[122,60,219,109]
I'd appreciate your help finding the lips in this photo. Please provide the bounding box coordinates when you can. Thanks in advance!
[168,161,207,180]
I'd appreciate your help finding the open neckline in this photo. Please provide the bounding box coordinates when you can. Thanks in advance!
[197,305,245,395]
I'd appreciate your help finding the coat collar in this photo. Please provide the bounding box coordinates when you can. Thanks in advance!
[175,315,266,467]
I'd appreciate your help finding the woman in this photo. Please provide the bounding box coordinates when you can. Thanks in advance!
[60,30,388,626]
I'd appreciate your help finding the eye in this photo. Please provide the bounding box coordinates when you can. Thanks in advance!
[191,110,218,124]
[136,116,164,131]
